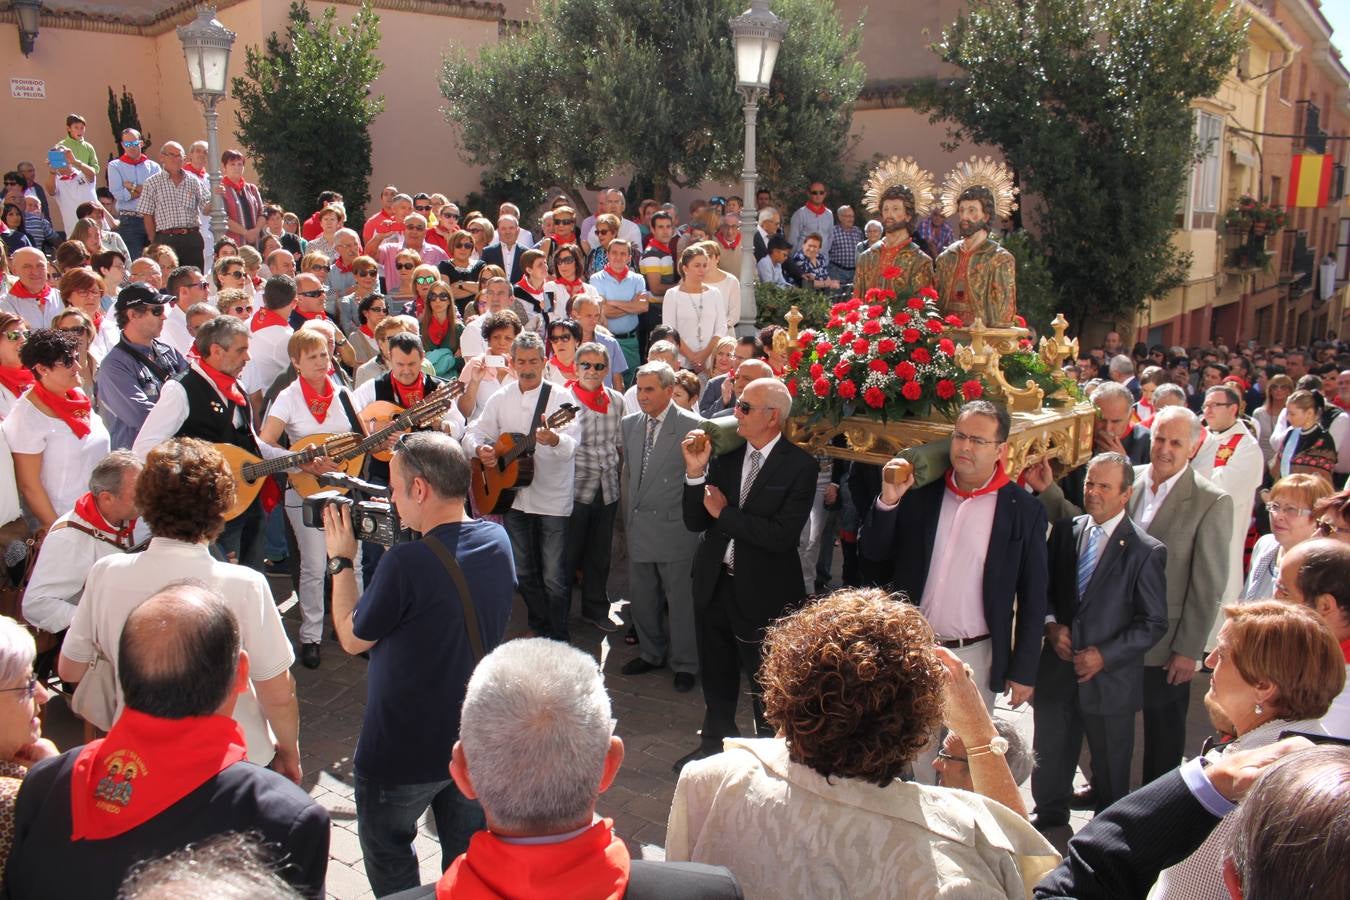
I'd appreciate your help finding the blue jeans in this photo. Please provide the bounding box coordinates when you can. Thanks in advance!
[504,509,570,640]
[354,774,484,898]
[117,215,148,261]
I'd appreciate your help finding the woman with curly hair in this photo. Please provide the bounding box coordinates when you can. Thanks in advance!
[666,588,1059,898]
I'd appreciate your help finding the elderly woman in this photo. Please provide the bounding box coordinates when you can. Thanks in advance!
[785,232,840,291]
[1152,600,1344,899]
[306,203,344,261]
[334,253,381,337]
[672,369,700,411]
[2,328,110,528]
[1242,474,1334,600]
[0,616,58,869]
[666,588,1059,898]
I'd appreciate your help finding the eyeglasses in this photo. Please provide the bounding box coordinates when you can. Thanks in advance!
[223,269,245,278]
[1201,400,1235,411]
[0,674,38,702]
[414,205,432,213]
[396,263,417,271]
[2,181,17,187]
[935,750,968,765]
[596,229,613,236]
[556,256,576,265]
[454,241,474,249]
[1265,503,1311,519]
[810,190,826,196]
[59,326,87,336]
[413,275,437,285]
[951,430,1002,448]
[441,211,460,219]
[1315,518,1350,537]
[549,332,574,342]
[2,330,28,341]
[297,288,326,298]
[355,268,378,277]
[428,292,452,302]
[309,264,331,274]
[555,219,575,226]
[578,361,607,372]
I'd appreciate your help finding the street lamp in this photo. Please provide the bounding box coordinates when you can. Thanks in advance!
[177,6,236,243]
[729,0,785,336]
[13,0,41,56]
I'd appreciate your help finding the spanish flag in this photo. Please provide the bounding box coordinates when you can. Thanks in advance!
[1287,154,1333,208]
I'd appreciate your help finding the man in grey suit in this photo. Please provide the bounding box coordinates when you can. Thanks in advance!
[620,361,702,692]
[1127,406,1232,784]
[1031,453,1169,829]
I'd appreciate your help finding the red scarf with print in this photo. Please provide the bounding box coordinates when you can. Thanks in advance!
[73,491,136,544]
[717,232,741,251]
[602,266,630,282]
[197,360,246,406]
[293,308,327,322]
[805,202,828,215]
[299,376,334,424]
[944,461,1010,500]
[70,709,247,841]
[9,280,52,305]
[250,308,289,332]
[32,382,92,438]
[435,818,630,900]
[182,163,205,177]
[571,381,610,414]
[391,375,425,408]
[0,365,33,398]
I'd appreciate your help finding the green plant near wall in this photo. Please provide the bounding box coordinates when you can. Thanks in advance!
[106,86,150,159]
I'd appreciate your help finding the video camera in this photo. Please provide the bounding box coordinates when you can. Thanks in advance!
[301,473,404,548]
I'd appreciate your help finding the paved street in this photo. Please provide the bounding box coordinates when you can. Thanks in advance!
[42,533,1217,900]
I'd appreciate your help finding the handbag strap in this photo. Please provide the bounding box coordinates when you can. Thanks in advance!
[422,533,485,663]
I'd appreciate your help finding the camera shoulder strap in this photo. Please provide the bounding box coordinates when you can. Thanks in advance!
[422,532,485,663]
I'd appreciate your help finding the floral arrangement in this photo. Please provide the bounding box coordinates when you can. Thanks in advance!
[1224,194,1287,233]
[785,283,987,423]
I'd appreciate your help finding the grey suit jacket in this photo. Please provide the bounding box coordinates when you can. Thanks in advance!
[622,403,702,563]
[1127,465,1232,666]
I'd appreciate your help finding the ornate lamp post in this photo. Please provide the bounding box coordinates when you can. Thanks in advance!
[729,0,786,336]
[13,0,41,56]
[177,7,236,243]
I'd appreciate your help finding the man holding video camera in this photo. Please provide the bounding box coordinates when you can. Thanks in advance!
[322,431,515,897]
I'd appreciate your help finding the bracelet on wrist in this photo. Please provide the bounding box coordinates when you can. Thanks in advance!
[965,735,1010,758]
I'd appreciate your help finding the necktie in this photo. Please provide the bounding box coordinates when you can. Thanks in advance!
[1077,524,1104,601]
[640,416,658,482]
[729,449,763,572]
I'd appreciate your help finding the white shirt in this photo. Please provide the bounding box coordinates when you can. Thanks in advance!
[458,316,488,358]
[266,377,357,444]
[583,218,642,250]
[462,381,579,517]
[684,432,781,568]
[132,362,284,461]
[2,393,110,520]
[90,314,120,363]
[0,290,63,330]
[1135,464,1187,530]
[62,537,295,763]
[49,171,99,233]
[662,286,730,362]
[22,506,144,634]
[349,374,466,440]
[706,272,742,332]
[239,321,294,396]
[159,302,194,358]
[0,428,20,523]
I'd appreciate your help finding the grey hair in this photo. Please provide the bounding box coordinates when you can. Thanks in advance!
[90,449,142,496]
[1087,451,1135,491]
[497,214,518,227]
[758,207,779,226]
[575,341,607,362]
[647,340,678,359]
[459,638,614,834]
[1090,381,1134,408]
[511,330,546,358]
[1108,354,1135,377]
[635,360,675,388]
[185,302,219,322]
[392,432,469,501]
[194,312,248,358]
[335,227,360,244]
[1152,383,1186,406]
[0,616,35,690]
[864,219,882,233]
[570,294,601,314]
[995,718,1036,786]
[1151,404,1202,444]
[746,376,791,423]
[117,831,300,900]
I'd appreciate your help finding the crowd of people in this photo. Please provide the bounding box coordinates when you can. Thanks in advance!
[0,112,1344,898]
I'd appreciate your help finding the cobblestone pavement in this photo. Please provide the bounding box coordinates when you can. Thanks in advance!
[43,535,1217,900]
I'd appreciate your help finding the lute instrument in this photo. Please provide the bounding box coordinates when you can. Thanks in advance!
[215,433,362,521]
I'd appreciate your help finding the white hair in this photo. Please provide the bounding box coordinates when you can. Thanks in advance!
[0,616,35,689]
[1151,404,1202,443]
[758,207,779,226]
[459,638,613,834]
[1108,354,1135,377]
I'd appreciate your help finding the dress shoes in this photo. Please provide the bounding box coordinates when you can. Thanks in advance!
[1070,785,1095,809]
[673,672,696,693]
[300,642,321,670]
[1030,813,1069,833]
[583,615,620,633]
[672,743,719,773]
[621,656,661,676]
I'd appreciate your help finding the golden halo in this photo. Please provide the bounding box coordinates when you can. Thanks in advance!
[862,156,936,220]
[939,156,1018,219]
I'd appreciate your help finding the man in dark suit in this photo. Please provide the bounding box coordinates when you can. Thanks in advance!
[676,377,817,770]
[1031,452,1168,830]
[480,215,526,283]
[860,400,1049,718]
[5,583,330,899]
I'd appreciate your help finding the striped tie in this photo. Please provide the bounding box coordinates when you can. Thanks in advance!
[639,416,658,483]
[1077,524,1104,602]
[728,449,763,572]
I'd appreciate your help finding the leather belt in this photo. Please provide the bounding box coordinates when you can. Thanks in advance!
[936,634,990,649]
[157,227,196,235]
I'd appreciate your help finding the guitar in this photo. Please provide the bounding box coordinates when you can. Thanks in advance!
[469,403,581,514]
[288,380,467,497]
[215,433,362,521]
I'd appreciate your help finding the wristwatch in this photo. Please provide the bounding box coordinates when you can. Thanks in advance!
[966,735,1010,758]
[326,556,354,575]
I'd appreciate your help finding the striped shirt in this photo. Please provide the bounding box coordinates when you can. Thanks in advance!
[571,386,625,505]
[138,170,209,231]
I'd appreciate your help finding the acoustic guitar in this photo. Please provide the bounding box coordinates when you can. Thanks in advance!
[288,380,466,497]
[215,433,362,521]
[469,403,581,514]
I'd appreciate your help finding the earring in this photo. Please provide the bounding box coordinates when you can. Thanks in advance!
[1254,702,1263,716]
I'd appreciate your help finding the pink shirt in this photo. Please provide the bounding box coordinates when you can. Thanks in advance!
[918,475,998,639]
[377,239,449,293]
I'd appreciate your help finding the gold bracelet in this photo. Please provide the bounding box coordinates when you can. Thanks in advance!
[965,736,1009,758]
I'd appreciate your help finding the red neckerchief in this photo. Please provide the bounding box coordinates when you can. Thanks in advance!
[197,360,246,406]
[1341,637,1350,665]
[647,239,672,256]
[31,382,92,438]
[549,355,576,381]
[70,708,246,841]
[117,154,143,166]
[436,818,630,900]
[1336,398,1350,412]
[182,163,205,177]
[73,491,136,543]
[92,311,103,330]
[805,202,828,215]
[515,276,546,299]
[427,314,452,347]
[571,381,610,413]
[299,376,334,424]
[1210,433,1244,468]
[293,307,327,322]
[250,274,263,290]
[250,308,288,332]
[359,324,375,339]
[0,365,34,398]
[602,265,630,282]
[555,275,584,295]
[1224,376,1250,392]
[717,232,741,250]
[944,462,1010,499]
[333,256,352,274]
[9,280,52,305]
[391,375,425,408]
[221,176,245,193]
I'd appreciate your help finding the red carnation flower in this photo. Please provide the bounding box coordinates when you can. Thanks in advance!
[961,379,984,400]
[863,288,883,303]
[846,297,864,310]
[798,329,816,347]
[867,304,884,319]
[788,350,803,369]
[907,297,925,310]
[936,379,956,400]
[809,363,824,379]
[839,331,856,345]
[813,377,832,397]
[815,341,833,356]
[911,348,931,364]
[902,327,921,344]
[787,378,798,396]
[894,361,917,381]
[901,381,922,401]
[837,379,858,400]
[862,320,882,336]
[944,314,963,328]
[831,302,848,316]
[845,310,861,324]
[1014,314,1027,327]
[834,360,853,380]
[881,265,904,281]
[827,315,844,329]
[852,338,870,355]
[927,319,945,334]
[869,358,890,374]
[1019,338,1032,349]
[919,286,939,300]
[881,288,896,301]
[877,337,897,354]
[864,386,886,409]
[938,338,956,356]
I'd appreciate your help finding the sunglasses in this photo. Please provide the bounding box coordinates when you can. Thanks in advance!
[367,305,388,313]
[810,190,826,196]
[428,292,452,302]
[414,205,432,213]
[192,280,210,289]
[223,269,245,278]
[122,140,142,147]
[2,181,17,187]
[3,330,28,341]
[230,305,253,315]
[396,263,417,271]
[735,400,767,414]
[597,229,613,236]
[555,219,575,226]
[309,264,331,274]
[355,268,378,277]
[454,242,474,249]
[578,361,607,372]
[297,288,326,298]
[441,211,460,218]
[0,674,38,702]
[414,275,437,285]
[549,332,574,342]
[136,305,165,317]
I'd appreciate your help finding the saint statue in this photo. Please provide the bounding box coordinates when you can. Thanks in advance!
[854,156,935,301]
[934,157,1019,327]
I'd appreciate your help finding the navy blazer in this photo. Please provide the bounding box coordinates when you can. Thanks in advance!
[481,242,525,282]
[859,478,1049,691]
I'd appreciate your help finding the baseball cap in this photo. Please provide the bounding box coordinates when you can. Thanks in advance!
[115,282,170,312]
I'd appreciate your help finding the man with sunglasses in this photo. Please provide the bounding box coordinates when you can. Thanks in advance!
[138,141,211,270]
[787,182,834,257]
[374,213,447,292]
[96,283,189,449]
[105,129,160,260]
[160,265,210,357]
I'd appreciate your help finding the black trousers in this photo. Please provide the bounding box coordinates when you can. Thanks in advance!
[695,569,771,748]
[1141,665,1191,785]
[213,493,265,572]
[156,229,205,271]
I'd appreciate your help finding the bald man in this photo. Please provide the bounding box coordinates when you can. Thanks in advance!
[0,247,62,328]
[139,140,211,270]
